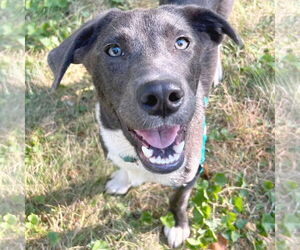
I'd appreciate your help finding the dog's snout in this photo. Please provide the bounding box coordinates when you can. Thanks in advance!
[137,81,184,117]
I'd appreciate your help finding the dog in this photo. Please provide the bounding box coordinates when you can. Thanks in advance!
[48,0,241,247]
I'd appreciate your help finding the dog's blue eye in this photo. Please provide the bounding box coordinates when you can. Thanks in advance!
[106,45,123,57]
[175,38,190,50]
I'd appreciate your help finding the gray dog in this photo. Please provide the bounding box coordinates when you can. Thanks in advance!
[48,0,241,247]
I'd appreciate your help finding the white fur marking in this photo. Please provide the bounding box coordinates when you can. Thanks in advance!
[164,225,190,248]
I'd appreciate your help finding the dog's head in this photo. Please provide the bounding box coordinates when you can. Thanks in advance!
[48,5,241,174]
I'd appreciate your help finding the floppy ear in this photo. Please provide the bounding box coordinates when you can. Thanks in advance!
[182,6,243,46]
[47,10,117,89]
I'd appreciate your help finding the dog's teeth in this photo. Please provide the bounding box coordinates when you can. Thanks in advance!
[173,141,185,154]
[149,153,180,165]
[156,156,163,164]
[165,157,170,164]
[150,157,157,164]
[142,146,153,158]
[168,155,175,163]
[174,153,180,161]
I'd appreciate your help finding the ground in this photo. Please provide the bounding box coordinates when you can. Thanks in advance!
[23,0,276,249]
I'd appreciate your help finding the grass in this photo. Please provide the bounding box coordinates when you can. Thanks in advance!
[24,0,276,249]
[0,51,25,248]
[275,1,300,247]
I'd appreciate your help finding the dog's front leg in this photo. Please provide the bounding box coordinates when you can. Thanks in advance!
[164,180,196,248]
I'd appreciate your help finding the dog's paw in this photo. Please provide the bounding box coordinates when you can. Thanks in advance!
[105,169,131,195]
[164,225,190,248]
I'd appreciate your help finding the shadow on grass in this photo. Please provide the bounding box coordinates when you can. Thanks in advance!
[25,76,94,135]
[26,176,107,216]
[26,215,167,249]
[26,179,171,248]
[26,78,105,212]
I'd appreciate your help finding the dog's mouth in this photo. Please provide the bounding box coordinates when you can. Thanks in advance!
[129,125,186,174]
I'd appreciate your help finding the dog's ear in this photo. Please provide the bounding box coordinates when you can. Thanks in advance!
[181,6,243,47]
[47,10,117,89]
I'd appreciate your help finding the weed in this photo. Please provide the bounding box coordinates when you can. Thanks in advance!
[26,0,109,50]
[166,173,275,249]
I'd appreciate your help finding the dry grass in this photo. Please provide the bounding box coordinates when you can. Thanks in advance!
[0,52,25,248]
[25,0,275,249]
[276,76,300,248]
[275,1,300,247]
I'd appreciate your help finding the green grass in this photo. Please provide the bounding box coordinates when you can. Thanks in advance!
[25,0,276,249]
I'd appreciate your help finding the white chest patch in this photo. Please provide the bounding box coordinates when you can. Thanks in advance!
[95,103,183,188]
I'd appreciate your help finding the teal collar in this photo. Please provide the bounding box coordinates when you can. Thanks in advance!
[121,155,137,163]
[198,96,209,175]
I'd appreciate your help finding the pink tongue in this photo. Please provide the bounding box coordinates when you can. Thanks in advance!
[135,125,180,149]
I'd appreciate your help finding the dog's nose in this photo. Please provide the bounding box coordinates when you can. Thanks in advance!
[137,81,184,117]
